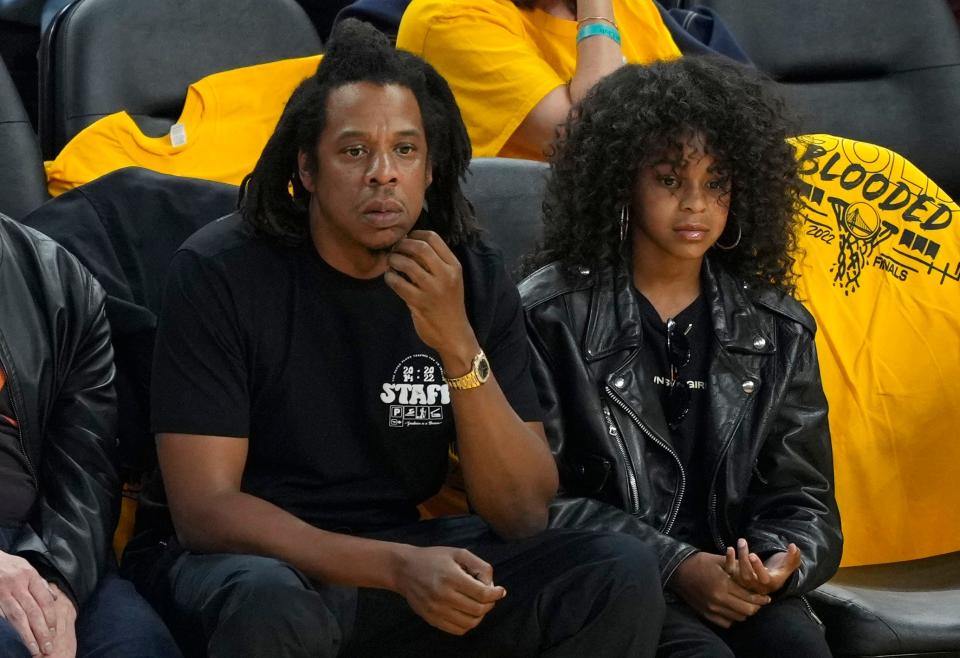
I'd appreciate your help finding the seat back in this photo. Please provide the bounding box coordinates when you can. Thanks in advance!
[463,158,548,281]
[683,0,960,201]
[0,56,48,219]
[38,0,323,157]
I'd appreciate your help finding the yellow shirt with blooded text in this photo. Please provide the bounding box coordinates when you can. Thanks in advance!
[397,0,680,160]
[791,135,960,566]
[44,55,323,197]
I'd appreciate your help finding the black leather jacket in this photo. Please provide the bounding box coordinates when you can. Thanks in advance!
[0,214,118,605]
[521,257,842,596]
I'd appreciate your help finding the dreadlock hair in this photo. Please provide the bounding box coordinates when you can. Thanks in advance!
[529,56,803,295]
[239,18,477,246]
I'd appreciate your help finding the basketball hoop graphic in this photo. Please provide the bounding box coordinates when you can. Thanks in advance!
[830,198,898,295]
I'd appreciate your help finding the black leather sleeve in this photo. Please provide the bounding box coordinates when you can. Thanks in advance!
[745,328,843,597]
[14,265,119,606]
[547,495,699,585]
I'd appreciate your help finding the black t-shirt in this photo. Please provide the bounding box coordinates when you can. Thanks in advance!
[0,365,36,525]
[151,214,542,533]
[635,290,714,551]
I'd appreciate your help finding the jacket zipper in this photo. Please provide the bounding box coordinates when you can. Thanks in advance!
[601,403,640,514]
[800,595,824,626]
[0,342,39,486]
[11,406,37,486]
[708,402,750,551]
[605,386,686,535]
[709,492,725,550]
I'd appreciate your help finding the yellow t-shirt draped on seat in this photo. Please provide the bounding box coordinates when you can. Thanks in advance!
[791,135,960,566]
[397,0,680,160]
[44,55,323,197]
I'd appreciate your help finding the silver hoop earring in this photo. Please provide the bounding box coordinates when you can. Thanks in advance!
[715,221,742,250]
[619,205,629,242]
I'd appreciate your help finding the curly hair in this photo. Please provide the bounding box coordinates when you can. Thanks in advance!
[240,18,477,246]
[530,56,803,294]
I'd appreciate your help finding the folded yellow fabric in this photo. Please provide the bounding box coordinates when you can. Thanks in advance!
[45,55,323,197]
[791,135,960,566]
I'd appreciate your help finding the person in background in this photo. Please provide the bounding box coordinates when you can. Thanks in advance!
[521,56,842,656]
[397,0,680,160]
[0,212,180,658]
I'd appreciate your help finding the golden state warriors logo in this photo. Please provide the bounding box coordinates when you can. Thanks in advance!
[380,354,450,428]
[794,135,959,295]
[830,199,898,294]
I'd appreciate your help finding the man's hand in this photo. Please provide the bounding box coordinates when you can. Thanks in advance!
[671,552,771,629]
[0,551,59,656]
[43,585,75,658]
[724,538,802,596]
[394,545,506,635]
[384,231,475,360]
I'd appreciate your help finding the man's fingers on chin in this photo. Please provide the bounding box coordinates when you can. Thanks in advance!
[407,229,438,241]
[410,230,457,264]
[384,270,417,296]
[393,239,436,270]
[386,253,423,279]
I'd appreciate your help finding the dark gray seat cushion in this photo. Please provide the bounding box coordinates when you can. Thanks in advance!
[685,0,960,202]
[0,56,47,219]
[463,157,547,281]
[809,552,960,656]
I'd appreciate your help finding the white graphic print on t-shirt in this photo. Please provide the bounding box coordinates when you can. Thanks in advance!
[380,354,451,428]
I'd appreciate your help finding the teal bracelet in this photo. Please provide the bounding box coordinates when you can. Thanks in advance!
[576,22,622,46]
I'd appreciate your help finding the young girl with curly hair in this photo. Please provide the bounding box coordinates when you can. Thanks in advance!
[522,56,842,657]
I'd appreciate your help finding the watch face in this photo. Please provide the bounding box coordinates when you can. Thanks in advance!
[476,355,491,381]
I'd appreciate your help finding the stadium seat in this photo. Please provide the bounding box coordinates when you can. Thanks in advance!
[676,0,960,204]
[810,552,960,657]
[0,55,47,219]
[462,157,548,280]
[38,0,324,158]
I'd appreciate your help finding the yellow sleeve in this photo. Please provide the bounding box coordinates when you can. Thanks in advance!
[44,114,131,197]
[399,0,565,158]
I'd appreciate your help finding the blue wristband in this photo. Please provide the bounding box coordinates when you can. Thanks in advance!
[576,22,622,46]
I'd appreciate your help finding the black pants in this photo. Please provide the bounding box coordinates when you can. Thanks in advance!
[657,596,831,658]
[0,527,181,658]
[162,515,665,658]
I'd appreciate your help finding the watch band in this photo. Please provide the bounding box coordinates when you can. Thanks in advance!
[444,351,490,390]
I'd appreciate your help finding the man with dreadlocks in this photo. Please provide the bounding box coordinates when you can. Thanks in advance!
[135,19,664,658]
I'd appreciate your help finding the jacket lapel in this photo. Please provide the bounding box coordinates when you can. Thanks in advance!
[583,264,674,451]
[702,259,776,479]
[581,259,778,479]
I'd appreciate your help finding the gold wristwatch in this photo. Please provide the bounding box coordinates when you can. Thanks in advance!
[444,350,491,390]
